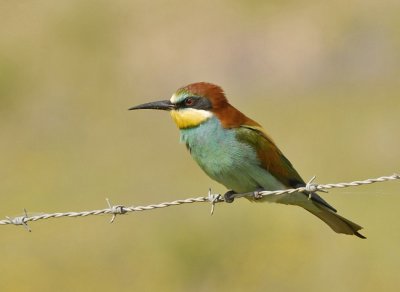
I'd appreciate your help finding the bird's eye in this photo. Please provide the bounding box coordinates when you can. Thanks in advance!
[184,97,195,106]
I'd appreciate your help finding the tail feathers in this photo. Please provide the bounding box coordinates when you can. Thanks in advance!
[256,190,365,238]
[309,192,337,213]
[304,203,366,239]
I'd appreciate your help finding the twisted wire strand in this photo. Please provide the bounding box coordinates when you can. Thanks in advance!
[1,173,398,230]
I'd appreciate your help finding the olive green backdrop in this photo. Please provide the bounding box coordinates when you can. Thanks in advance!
[1,0,399,291]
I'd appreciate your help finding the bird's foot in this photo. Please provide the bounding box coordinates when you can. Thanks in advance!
[223,190,236,203]
[253,189,264,200]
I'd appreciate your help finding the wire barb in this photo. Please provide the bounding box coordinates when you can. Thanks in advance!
[305,175,318,194]
[0,173,398,230]
[208,189,222,215]
[106,198,127,223]
[6,209,31,232]
[305,175,326,199]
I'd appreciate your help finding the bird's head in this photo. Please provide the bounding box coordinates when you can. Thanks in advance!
[129,82,229,129]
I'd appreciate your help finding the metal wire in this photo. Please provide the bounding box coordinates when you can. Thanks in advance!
[1,173,398,231]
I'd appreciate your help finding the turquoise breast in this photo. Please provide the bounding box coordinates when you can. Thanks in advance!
[179,117,284,193]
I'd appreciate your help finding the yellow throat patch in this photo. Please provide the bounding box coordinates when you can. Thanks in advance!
[170,108,213,129]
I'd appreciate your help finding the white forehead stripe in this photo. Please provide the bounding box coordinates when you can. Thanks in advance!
[170,93,180,104]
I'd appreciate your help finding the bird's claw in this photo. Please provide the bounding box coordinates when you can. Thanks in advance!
[223,190,236,203]
[253,190,263,200]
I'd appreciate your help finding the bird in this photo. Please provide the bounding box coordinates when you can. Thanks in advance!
[129,82,365,238]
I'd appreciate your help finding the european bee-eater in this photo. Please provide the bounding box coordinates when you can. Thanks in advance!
[130,82,365,238]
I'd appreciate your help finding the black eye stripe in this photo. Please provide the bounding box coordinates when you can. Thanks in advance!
[178,96,212,110]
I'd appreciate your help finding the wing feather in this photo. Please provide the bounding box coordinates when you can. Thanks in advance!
[236,125,305,188]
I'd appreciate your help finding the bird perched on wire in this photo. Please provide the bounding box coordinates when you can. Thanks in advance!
[130,82,365,238]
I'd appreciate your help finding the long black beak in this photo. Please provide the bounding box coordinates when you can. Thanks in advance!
[129,100,175,111]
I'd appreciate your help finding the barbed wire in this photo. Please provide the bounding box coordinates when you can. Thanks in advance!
[1,173,398,231]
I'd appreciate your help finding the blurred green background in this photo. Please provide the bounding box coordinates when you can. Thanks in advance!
[1,0,399,291]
